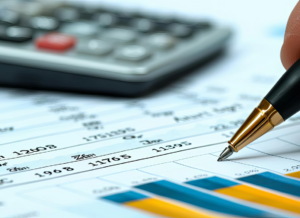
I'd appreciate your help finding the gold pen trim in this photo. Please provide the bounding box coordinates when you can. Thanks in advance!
[228,99,284,152]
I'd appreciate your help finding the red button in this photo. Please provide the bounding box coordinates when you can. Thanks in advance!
[35,33,76,52]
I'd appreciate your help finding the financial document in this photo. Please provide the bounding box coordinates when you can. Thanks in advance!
[1,40,300,218]
[2,1,300,218]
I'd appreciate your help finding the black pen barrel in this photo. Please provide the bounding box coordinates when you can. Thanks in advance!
[265,58,300,120]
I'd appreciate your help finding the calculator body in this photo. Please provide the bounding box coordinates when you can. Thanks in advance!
[0,1,232,96]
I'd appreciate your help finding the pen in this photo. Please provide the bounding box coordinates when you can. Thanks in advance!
[218,58,300,161]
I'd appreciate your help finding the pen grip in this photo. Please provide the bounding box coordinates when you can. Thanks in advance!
[265,58,300,120]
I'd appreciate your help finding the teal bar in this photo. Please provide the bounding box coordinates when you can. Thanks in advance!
[102,191,148,204]
[238,172,300,197]
[186,176,239,190]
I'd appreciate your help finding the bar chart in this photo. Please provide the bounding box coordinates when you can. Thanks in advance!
[186,176,300,214]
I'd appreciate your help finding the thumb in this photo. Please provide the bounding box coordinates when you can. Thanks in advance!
[281,1,300,70]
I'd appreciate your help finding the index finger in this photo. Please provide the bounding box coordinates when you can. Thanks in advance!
[281,1,300,70]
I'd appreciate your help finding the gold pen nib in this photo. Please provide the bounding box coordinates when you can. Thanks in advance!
[227,99,284,153]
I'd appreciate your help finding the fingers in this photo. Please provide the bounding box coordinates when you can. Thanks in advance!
[281,1,300,70]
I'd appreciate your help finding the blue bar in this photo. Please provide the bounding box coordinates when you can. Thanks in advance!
[135,180,283,218]
[238,172,300,197]
[102,191,148,203]
[186,176,239,190]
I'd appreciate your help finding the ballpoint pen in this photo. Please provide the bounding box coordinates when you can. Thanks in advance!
[218,58,300,161]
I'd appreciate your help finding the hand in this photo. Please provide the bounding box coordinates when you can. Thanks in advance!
[281,1,300,70]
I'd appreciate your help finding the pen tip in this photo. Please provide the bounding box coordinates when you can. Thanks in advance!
[217,146,234,162]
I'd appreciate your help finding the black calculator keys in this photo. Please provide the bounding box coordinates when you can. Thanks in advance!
[77,39,113,56]
[116,45,151,62]
[29,16,59,31]
[0,25,33,42]
[0,9,20,25]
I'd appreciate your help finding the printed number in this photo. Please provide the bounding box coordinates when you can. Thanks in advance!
[152,141,191,152]
[89,155,131,167]
[140,139,163,145]
[84,128,135,142]
[13,145,57,156]
[284,165,300,172]
[35,167,74,177]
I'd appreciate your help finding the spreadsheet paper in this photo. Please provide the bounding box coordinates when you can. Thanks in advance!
[1,40,300,218]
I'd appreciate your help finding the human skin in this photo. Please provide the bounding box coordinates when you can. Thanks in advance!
[281,1,300,70]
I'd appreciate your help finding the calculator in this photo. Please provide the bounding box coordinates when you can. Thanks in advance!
[0,0,232,96]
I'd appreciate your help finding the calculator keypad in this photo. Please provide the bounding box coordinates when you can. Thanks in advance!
[0,0,216,75]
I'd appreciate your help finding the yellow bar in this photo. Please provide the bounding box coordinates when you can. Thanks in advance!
[216,184,300,214]
[126,198,220,218]
[286,171,300,179]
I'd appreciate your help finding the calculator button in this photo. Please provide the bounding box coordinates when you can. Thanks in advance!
[30,16,59,31]
[54,7,80,22]
[0,9,20,25]
[95,13,118,27]
[131,18,155,33]
[146,33,176,49]
[168,24,193,38]
[36,33,76,52]
[0,26,33,42]
[77,39,113,56]
[21,2,44,17]
[101,28,137,42]
[116,45,151,61]
[61,22,98,37]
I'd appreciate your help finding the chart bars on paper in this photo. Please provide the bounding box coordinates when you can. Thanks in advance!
[186,176,300,214]
[134,180,283,218]
[101,190,219,218]
[238,172,300,198]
